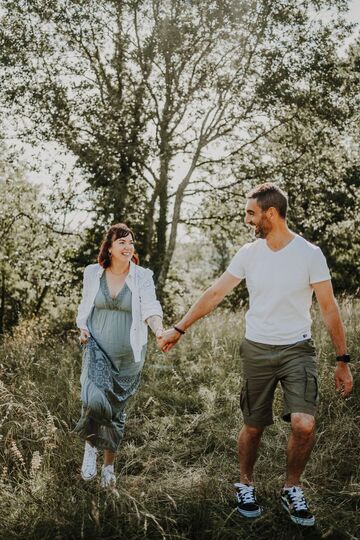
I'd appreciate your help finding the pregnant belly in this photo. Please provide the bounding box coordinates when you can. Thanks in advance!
[94,333,132,358]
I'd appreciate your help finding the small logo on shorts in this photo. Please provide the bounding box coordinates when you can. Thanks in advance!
[303,333,308,338]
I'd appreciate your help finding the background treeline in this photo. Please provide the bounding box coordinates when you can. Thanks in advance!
[0,0,360,330]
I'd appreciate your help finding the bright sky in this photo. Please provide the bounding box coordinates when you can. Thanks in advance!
[348,0,360,21]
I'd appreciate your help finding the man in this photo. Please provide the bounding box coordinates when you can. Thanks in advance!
[158,183,353,527]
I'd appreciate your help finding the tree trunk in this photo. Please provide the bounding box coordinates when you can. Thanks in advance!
[34,285,49,316]
[157,149,200,293]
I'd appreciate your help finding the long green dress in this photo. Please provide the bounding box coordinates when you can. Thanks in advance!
[74,272,146,451]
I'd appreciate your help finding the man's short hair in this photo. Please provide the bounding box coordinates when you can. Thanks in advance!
[246,183,288,219]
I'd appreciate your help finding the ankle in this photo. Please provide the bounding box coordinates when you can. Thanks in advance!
[239,475,253,485]
[283,481,301,490]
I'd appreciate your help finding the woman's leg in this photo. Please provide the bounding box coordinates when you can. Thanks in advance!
[101,449,116,487]
[103,449,116,466]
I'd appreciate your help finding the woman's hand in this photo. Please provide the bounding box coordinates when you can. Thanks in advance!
[155,327,164,349]
[79,329,90,345]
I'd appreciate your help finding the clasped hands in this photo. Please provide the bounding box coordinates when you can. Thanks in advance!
[155,327,182,353]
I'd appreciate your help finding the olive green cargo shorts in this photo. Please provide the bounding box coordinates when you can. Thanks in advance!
[239,338,319,426]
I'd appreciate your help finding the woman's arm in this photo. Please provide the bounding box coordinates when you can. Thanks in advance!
[139,269,163,321]
[146,315,164,350]
[146,315,164,338]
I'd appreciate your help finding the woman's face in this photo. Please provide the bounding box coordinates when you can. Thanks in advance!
[109,233,135,262]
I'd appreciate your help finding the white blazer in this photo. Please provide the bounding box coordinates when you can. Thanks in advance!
[76,261,163,363]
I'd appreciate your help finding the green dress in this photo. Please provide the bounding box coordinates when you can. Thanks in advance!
[89,272,146,376]
[74,273,146,451]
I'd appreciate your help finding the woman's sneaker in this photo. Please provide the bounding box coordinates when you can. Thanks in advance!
[81,442,98,481]
[281,486,315,526]
[234,482,262,518]
[100,464,116,488]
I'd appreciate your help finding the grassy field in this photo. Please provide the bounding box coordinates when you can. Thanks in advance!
[0,303,359,540]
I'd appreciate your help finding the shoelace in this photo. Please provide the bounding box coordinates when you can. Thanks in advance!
[286,487,308,511]
[236,485,256,504]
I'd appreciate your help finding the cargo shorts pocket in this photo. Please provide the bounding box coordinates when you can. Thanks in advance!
[304,367,319,404]
[240,379,250,415]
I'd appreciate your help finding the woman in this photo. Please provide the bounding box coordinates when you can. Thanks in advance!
[74,223,163,487]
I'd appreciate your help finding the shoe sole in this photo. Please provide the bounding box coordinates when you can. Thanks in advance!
[281,500,315,527]
[81,471,97,481]
[236,507,262,519]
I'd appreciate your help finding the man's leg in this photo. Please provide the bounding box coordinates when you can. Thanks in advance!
[235,424,264,518]
[238,424,264,484]
[285,412,315,486]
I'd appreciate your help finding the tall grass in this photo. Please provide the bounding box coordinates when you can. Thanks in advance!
[0,304,359,540]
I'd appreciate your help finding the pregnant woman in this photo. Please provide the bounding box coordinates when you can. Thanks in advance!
[74,223,163,487]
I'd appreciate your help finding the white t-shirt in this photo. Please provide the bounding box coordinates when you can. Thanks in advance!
[227,234,331,345]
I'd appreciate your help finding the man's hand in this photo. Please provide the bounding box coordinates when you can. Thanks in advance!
[79,329,90,344]
[158,328,182,352]
[335,362,353,397]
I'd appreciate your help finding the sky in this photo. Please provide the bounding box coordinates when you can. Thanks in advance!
[348,0,360,21]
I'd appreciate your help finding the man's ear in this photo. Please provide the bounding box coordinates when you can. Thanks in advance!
[267,207,277,220]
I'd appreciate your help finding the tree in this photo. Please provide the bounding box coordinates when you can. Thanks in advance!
[0,0,356,300]
[0,148,81,333]
[189,39,360,295]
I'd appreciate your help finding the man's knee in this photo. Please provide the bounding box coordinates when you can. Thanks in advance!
[291,413,315,437]
[240,424,264,440]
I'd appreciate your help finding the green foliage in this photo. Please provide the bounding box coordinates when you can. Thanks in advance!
[1,0,357,298]
[191,34,360,297]
[0,153,80,333]
[0,306,359,538]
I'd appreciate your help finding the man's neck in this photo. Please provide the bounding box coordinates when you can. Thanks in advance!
[265,225,295,252]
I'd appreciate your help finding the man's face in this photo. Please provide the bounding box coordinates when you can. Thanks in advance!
[245,198,272,238]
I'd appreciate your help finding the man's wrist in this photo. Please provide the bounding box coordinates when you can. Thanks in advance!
[336,354,351,363]
[174,325,186,335]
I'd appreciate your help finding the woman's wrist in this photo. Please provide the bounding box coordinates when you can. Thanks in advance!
[155,327,164,337]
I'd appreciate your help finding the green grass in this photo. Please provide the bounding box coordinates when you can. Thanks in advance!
[0,305,359,540]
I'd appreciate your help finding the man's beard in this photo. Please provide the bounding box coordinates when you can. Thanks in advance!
[254,216,271,238]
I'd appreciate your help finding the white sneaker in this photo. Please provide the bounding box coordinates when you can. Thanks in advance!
[100,464,116,488]
[81,442,98,481]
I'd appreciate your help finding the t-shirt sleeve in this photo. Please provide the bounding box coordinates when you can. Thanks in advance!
[309,248,331,284]
[227,245,248,279]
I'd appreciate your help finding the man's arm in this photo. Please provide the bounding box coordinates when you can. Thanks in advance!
[312,280,353,397]
[158,271,241,351]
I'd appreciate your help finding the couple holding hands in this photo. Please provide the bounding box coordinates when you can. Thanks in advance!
[75,183,353,527]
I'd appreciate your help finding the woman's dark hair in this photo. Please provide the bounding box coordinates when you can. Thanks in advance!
[98,223,139,268]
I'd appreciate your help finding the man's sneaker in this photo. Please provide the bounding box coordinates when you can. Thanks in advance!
[281,486,315,526]
[81,442,98,481]
[234,482,262,518]
[100,464,116,488]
